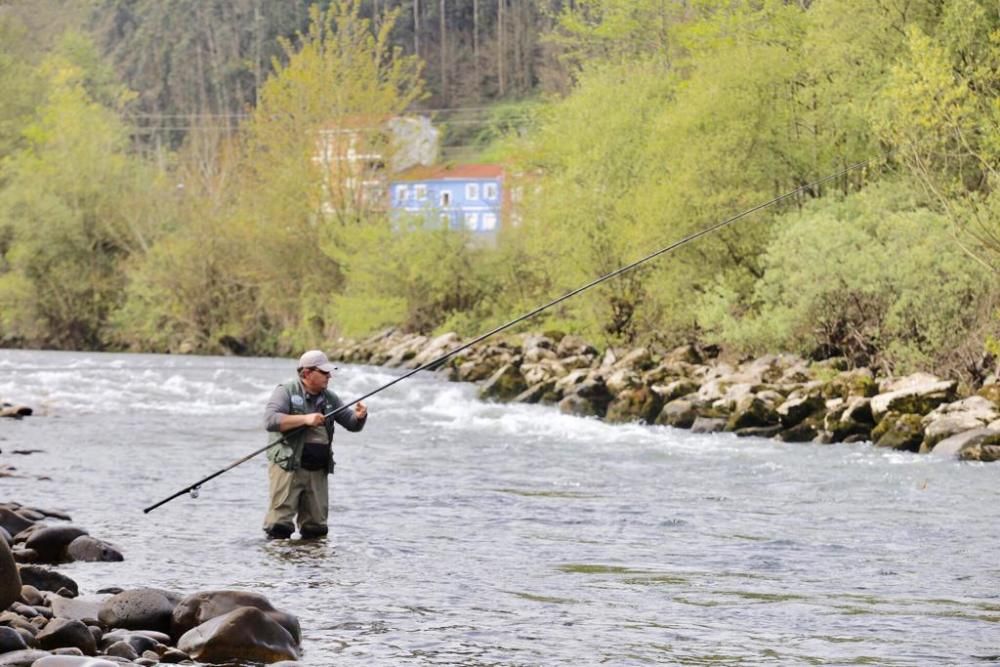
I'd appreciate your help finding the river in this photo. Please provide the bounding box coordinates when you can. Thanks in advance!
[0,349,997,665]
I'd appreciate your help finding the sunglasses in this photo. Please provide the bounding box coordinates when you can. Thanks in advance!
[309,367,331,377]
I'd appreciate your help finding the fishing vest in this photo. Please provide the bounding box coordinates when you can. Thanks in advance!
[266,379,337,473]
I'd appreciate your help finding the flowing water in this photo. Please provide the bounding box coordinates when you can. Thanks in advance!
[1,349,997,666]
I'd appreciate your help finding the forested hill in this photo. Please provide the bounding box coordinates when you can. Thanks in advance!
[0,0,997,387]
[2,0,562,146]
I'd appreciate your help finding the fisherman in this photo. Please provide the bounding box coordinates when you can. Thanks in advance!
[263,350,367,539]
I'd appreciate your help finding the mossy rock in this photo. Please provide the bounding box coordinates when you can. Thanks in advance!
[978,384,1000,409]
[478,363,527,402]
[958,431,1000,462]
[605,388,664,425]
[872,412,924,451]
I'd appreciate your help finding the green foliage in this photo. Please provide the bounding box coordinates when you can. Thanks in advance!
[0,41,162,349]
[699,180,992,373]
[330,217,496,338]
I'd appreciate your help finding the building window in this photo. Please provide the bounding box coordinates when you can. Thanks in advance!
[464,212,478,230]
[484,183,498,200]
[440,190,452,207]
[415,184,427,201]
[466,183,480,200]
[396,185,409,202]
[482,212,497,230]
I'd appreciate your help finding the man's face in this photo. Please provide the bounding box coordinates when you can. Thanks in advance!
[301,367,331,394]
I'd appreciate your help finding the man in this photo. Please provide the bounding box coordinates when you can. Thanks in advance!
[263,350,367,539]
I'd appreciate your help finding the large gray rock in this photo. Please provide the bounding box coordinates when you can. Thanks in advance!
[931,428,1000,460]
[24,526,88,564]
[16,566,78,597]
[34,618,97,655]
[171,590,300,643]
[29,657,119,667]
[478,363,527,402]
[177,607,299,664]
[50,595,109,622]
[0,626,28,652]
[65,536,123,563]
[0,508,34,539]
[0,537,21,610]
[870,373,957,421]
[655,398,699,429]
[920,396,999,452]
[98,588,182,633]
[0,649,51,666]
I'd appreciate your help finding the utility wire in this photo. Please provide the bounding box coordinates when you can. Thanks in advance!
[143,156,871,514]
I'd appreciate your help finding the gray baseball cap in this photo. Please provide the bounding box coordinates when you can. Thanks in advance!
[297,350,337,372]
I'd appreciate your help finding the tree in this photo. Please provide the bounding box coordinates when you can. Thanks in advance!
[0,34,168,349]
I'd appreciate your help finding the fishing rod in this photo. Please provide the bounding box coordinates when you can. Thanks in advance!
[143,157,870,514]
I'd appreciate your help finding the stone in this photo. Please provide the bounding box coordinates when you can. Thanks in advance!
[776,395,825,428]
[726,394,779,431]
[605,387,663,425]
[19,584,43,606]
[24,526,89,564]
[0,626,28,652]
[50,596,109,623]
[650,379,700,404]
[690,417,726,434]
[34,618,97,655]
[159,648,191,663]
[104,641,139,661]
[29,658,120,667]
[15,566,78,597]
[65,537,123,563]
[478,363,527,402]
[172,590,300,643]
[870,374,957,420]
[0,509,34,539]
[734,425,784,439]
[872,412,924,451]
[655,398,698,429]
[98,588,182,634]
[0,538,21,610]
[0,649,51,666]
[177,607,299,664]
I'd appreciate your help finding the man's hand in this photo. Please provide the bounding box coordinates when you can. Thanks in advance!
[354,402,367,420]
[304,412,326,427]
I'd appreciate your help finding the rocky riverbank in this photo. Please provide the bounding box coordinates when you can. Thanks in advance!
[1,502,302,666]
[331,329,1000,462]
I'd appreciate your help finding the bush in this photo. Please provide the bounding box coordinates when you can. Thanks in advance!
[699,179,993,374]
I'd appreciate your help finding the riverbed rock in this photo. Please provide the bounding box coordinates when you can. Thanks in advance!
[98,588,182,634]
[0,538,21,610]
[690,417,726,434]
[870,373,957,421]
[871,412,924,451]
[65,536,123,563]
[930,428,1000,460]
[24,526,89,564]
[0,649,50,666]
[0,626,28,652]
[16,566,78,597]
[605,387,663,425]
[0,508,34,539]
[478,363,527,402]
[919,396,1000,453]
[776,394,825,429]
[49,595,108,623]
[30,658,119,667]
[650,379,700,404]
[726,394,780,431]
[177,607,299,663]
[655,397,699,429]
[171,590,300,643]
[34,619,97,655]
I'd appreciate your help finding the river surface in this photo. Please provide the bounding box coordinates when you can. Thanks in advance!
[0,349,997,665]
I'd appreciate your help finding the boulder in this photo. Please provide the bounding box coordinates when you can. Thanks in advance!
[690,417,726,434]
[0,649,51,666]
[0,537,21,610]
[776,395,825,429]
[871,412,924,451]
[34,618,97,655]
[16,566,78,597]
[177,607,299,664]
[98,588,182,634]
[29,658,119,667]
[0,626,28,653]
[65,537,123,563]
[870,373,957,421]
[605,388,663,425]
[478,363,527,402]
[931,428,1000,460]
[726,394,779,431]
[0,509,34,539]
[655,398,699,429]
[24,526,89,564]
[650,379,700,404]
[824,397,874,442]
[172,590,300,643]
[50,595,109,622]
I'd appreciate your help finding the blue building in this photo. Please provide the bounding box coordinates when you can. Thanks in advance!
[389,164,504,236]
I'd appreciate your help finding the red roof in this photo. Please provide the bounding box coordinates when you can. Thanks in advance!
[394,163,504,182]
